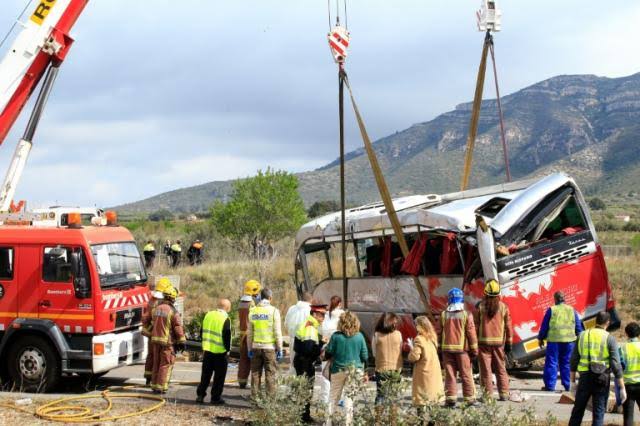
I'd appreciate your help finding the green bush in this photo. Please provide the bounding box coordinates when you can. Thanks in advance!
[251,375,312,426]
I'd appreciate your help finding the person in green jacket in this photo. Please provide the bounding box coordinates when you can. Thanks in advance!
[324,311,368,426]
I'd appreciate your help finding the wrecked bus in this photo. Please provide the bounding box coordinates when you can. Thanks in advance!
[294,173,619,366]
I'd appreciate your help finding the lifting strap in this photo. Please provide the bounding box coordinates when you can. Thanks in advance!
[341,71,432,317]
[460,30,511,191]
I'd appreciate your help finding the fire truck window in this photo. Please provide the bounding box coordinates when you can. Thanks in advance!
[43,246,72,283]
[0,247,14,279]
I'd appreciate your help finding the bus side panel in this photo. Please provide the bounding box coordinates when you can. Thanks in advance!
[502,251,608,348]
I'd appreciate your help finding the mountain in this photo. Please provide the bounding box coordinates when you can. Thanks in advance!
[114,72,640,214]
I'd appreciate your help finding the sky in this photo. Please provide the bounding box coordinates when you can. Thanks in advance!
[0,0,639,207]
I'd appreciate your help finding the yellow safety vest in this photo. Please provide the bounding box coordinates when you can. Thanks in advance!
[250,305,277,344]
[622,340,640,384]
[202,310,228,354]
[143,243,155,252]
[577,328,610,372]
[171,244,182,252]
[295,315,319,344]
[548,304,576,343]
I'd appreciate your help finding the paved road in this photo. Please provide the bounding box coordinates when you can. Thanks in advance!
[5,361,638,424]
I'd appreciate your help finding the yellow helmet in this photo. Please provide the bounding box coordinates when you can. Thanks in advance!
[484,279,500,297]
[244,279,261,296]
[155,277,172,294]
[163,285,178,300]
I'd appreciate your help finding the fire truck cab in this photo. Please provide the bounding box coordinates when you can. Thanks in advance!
[294,173,619,366]
[0,216,150,391]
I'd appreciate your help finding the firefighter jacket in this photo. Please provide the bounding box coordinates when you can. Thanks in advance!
[201,309,231,354]
[247,300,283,351]
[475,300,512,347]
[438,309,478,354]
[238,296,255,335]
[151,301,186,347]
[142,298,160,337]
[293,315,321,360]
[622,339,640,384]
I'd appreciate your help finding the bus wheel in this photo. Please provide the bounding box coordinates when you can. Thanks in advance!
[8,336,60,392]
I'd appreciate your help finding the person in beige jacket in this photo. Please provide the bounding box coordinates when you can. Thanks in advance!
[371,313,403,424]
[408,316,444,408]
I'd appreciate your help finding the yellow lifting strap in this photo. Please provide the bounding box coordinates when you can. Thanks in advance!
[460,32,491,191]
[342,72,431,316]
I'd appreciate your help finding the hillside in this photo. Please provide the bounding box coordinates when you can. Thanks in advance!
[115,72,640,214]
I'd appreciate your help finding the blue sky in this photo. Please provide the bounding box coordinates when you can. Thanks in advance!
[0,0,639,207]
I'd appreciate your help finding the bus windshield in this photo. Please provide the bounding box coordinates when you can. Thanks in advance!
[91,242,146,289]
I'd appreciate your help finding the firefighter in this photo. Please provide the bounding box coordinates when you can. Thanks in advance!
[238,279,261,389]
[475,279,512,401]
[538,291,584,391]
[438,287,478,407]
[187,240,204,265]
[143,240,156,269]
[170,240,182,267]
[196,298,232,405]
[150,285,186,394]
[621,322,640,426]
[568,311,625,426]
[247,288,283,399]
[142,277,172,385]
[294,304,327,423]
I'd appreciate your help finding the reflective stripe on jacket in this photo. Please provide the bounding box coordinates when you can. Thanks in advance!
[440,310,478,353]
[250,305,277,344]
[151,302,186,346]
[202,310,229,354]
[623,340,640,384]
[577,328,610,372]
[142,298,160,337]
[548,304,577,343]
[477,301,512,346]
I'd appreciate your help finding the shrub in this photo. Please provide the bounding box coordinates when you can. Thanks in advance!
[588,197,606,210]
[251,375,312,425]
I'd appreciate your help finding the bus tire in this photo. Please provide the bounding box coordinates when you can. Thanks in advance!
[7,335,60,392]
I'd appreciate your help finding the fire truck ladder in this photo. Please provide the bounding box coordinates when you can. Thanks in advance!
[460,3,511,191]
[328,1,432,315]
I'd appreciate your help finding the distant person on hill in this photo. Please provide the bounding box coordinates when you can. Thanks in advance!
[170,240,182,267]
[163,240,172,265]
[187,240,204,265]
[143,240,156,269]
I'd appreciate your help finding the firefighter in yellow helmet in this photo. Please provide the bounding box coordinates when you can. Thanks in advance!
[142,277,171,384]
[237,280,261,388]
[474,279,512,401]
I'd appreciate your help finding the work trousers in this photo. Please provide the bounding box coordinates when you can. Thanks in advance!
[443,352,476,402]
[196,351,228,402]
[294,355,316,421]
[623,383,640,426]
[543,341,574,391]
[238,335,251,387]
[478,346,509,398]
[568,371,610,426]
[150,343,176,392]
[143,337,154,380]
[250,348,277,398]
[328,369,362,426]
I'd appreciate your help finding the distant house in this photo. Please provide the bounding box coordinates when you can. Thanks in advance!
[186,214,198,222]
[614,215,631,223]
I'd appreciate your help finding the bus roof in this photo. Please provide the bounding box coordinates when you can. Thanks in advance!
[0,225,134,246]
[295,173,590,247]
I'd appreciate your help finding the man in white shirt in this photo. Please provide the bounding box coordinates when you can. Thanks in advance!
[284,292,314,373]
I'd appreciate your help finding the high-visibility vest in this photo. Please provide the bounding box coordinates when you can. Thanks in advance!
[143,243,155,253]
[547,304,577,343]
[478,302,507,345]
[441,310,468,352]
[295,315,319,344]
[622,340,640,384]
[250,305,277,344]
[171,244,182,252]
[577,328,610,372]
[202,310,228,354]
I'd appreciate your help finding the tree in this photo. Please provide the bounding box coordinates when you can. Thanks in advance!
[210,168,307,248]
[588,197,606,211]
[148,209,174,222]
[307,200,340,218]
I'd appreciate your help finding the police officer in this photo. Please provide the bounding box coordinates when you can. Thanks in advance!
[170,240,182,267]
[248,288,283,399]
[621,322,640,426]
[143,240,156,269]
[196,298,232,405]
[238,280,261,389]
[568,312,625,426]
[538,291,584,391]
[294,304,327,423]
[142,277,171,385]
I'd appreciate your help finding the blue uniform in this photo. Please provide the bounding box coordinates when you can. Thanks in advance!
[538,304,584,391]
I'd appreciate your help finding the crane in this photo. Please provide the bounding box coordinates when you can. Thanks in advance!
[0,0,88,212]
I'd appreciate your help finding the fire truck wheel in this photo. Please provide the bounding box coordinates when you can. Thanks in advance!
[7,335,60,392]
